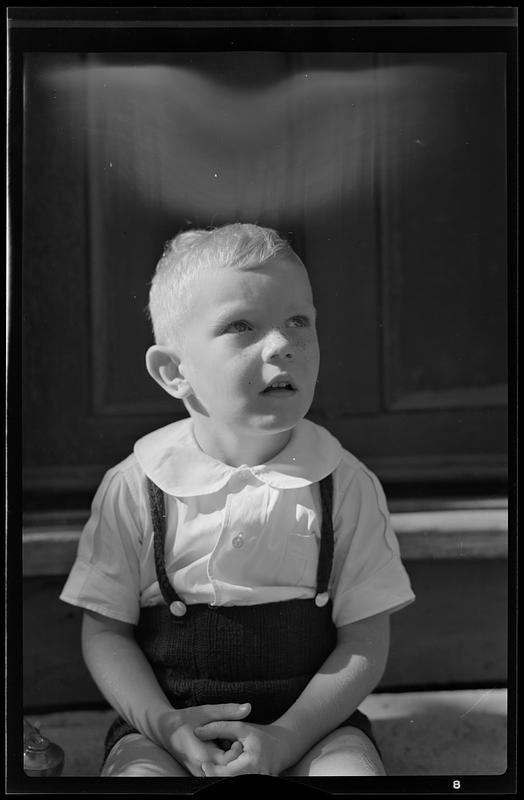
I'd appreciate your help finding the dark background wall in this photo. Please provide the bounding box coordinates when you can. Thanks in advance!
[22,51,507,509]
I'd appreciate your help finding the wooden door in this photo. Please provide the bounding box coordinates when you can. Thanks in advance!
[21,51,508,507]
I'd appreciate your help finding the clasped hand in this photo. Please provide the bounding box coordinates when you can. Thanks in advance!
[194,717,292,776]
[167,702,251,776]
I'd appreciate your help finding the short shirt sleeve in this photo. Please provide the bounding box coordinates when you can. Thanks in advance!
[330,460,415,628]
[59,465,145,624]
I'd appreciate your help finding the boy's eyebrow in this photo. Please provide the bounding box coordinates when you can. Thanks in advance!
[211,304,253,324]
[213,300,316,320]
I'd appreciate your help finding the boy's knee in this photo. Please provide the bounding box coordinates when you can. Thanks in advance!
[101,734,188,778]
[102,756,187,778]
[310,728,386,776]
[102,763,147,777]
[311,745,385,776]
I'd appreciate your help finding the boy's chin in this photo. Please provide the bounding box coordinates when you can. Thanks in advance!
[249,411,308,435]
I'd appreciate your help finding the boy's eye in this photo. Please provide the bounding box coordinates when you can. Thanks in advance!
[223,320,252,334]
[288,315,310,328]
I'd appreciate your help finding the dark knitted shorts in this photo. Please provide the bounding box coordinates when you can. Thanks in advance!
[103,600,380,766]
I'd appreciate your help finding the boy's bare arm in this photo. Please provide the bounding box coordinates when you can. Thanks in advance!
[81,610,175,742]
[195,611,390,776]
[272,610,390,768]
[81,610,249,775]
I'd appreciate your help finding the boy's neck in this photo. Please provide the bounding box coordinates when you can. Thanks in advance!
[190,419,294,468]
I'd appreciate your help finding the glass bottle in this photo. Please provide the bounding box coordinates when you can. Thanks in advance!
[23,718,65,777]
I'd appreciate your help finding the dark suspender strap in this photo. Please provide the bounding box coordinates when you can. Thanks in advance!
[147,477,180,606]
[316,473,335,595]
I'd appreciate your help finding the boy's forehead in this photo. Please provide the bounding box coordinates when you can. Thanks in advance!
[200,257,313,306]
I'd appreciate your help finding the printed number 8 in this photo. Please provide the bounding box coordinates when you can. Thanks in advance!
[453,780,461,789]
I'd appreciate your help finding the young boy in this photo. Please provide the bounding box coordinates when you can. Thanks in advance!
[60,223,415,778]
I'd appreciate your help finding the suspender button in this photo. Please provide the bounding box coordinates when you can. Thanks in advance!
[169,600,187,617]
[315,592,329,608]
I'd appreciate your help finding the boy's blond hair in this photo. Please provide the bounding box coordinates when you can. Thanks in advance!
[148,222,292,347]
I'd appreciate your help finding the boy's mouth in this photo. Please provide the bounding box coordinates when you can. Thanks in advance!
[261,379,297,395]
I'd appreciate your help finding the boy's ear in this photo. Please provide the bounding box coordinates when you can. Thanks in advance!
[145,345,193,399]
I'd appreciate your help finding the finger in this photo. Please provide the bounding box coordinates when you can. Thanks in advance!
[216,741,243,766]
[194,721,235,741]
[202,753,250,777]
[203,702,251,720]
[202,760,237,777]
[205,743,236,766]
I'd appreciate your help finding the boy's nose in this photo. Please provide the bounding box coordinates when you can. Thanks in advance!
[262,330,294,361]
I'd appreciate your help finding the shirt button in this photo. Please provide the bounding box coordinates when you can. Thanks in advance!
[232,533,244,548]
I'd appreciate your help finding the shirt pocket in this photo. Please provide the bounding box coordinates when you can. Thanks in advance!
[276,531,319,587]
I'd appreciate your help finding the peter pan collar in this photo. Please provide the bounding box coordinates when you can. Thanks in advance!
[134,417,343,496]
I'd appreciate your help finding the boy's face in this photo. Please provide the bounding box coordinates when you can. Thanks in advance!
[177,253,320,440]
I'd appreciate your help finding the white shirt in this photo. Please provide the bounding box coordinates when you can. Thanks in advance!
[60,418,415,628]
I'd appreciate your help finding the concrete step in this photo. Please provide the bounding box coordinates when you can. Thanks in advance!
[25,688,507,777]
[22,505,509,576]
